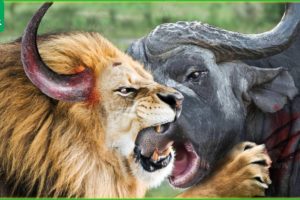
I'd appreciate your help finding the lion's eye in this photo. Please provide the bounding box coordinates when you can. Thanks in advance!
[187,71,208,82]
[116,87,137,96]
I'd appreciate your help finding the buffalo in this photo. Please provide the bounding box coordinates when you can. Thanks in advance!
[127,3,300,196]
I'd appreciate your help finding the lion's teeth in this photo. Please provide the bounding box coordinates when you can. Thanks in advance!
[155,125,161,133]
[151,149,159,161]
[161,147,172,157]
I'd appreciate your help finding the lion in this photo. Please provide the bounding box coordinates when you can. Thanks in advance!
[0,3,271,197]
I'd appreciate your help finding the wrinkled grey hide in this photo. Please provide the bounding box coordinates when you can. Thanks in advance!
[127,3,300,196]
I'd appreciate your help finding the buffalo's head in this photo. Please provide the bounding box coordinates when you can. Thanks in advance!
[127,4,300,188]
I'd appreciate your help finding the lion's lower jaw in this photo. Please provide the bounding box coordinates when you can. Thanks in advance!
[131,150,175,189]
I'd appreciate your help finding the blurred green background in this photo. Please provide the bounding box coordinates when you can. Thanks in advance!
[0,2,284,197]
[1,2,283,51]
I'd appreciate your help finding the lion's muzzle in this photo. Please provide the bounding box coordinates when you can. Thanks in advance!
[134,89,183,172]
[156,91,183,121]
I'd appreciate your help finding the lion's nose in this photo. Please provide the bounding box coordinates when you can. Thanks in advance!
[157,91,184,110]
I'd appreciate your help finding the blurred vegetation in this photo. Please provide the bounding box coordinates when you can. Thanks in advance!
[0,2,284,197]
[1,2,284,50]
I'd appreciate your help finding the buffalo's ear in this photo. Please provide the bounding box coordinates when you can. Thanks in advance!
[228,63,298,113]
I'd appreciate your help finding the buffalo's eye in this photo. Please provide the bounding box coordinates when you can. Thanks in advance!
[186,70,208,82]
[115,87,137,97]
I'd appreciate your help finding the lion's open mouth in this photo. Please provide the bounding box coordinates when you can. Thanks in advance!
[135,121,210,188]
[169,141,209,188]
[135,122,210,188]
[135,122,174,172]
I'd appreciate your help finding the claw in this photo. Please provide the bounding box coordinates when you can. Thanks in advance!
[259,182,269,189]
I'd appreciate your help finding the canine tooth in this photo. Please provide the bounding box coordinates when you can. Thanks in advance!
[155,125,161,133]
[151,149,159,161]
[161,147,172,156]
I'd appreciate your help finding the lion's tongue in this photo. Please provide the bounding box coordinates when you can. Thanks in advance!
[172,150,188,176]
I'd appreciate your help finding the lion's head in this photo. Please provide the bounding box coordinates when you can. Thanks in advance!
[99,54,183,188]
[0,3,183,197]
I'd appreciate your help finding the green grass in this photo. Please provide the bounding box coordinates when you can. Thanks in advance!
[0,2,283,197]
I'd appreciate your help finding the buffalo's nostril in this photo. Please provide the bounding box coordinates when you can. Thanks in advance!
[157,92,184,110]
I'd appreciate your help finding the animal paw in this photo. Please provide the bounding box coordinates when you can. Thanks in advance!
[211,142,272,197]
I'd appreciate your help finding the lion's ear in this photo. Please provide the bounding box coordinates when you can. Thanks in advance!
[229,64,298,113]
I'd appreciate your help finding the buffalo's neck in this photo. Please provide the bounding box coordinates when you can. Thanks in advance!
[245,96,300,196]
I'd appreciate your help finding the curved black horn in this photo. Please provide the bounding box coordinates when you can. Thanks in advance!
[145,3,300,62]
[21,2,94,102]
